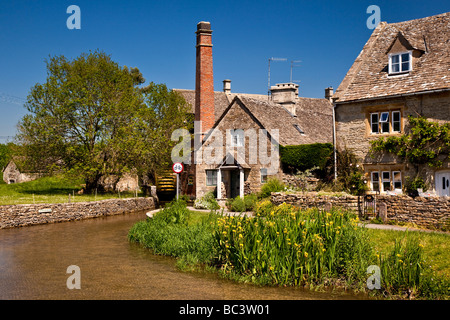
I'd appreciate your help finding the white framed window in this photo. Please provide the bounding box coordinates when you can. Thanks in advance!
[371,171,380,192]
[206,170,217,186]
[393,171,402,190]
[371,170,403,193]
[389,51,412,74]
[260,168,268,183]
[392,111,401,132]
[370,113,379,133]
[382,171,391,192]
[230,129,244,147]
[370,111,402,134]
[379,112,390,133]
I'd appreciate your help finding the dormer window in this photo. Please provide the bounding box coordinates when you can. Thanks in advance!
[389,51,412,74]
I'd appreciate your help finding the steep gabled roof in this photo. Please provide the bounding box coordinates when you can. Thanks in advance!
[206,95,332,146]
[334,12,450,103]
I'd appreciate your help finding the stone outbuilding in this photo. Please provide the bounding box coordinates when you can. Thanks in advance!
[2,160,41,184]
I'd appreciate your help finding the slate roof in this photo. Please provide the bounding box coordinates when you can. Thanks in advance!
[174,89,332,146]
[334,12,450,103]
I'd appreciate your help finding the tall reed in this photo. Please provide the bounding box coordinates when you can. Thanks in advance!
[214,203,371,286]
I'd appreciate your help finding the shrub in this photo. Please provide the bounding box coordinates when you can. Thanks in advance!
[155,198,191,225]
[258,178,285,199]
[280,143,333,172]
[194,191,220,210]
[226,194,258,212]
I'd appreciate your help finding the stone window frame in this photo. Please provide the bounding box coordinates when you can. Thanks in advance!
[365,104,404,137]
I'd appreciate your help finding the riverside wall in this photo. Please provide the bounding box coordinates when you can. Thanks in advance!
[270,192,450,230]
[0,197,156,229]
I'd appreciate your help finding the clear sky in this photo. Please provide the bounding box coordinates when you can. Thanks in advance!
[0,0,448,140]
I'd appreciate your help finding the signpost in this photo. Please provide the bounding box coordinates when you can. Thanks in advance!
[172,162,184,200]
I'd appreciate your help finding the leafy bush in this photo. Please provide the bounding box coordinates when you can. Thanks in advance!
[226,194,258,212]
[280,143,333,172]
[194,191,220,210]
[258,178,285,199]
[405,176,428,197]
[156,198,191,225]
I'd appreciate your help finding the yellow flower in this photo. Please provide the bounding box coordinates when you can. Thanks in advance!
[304,252,308,258]
[419,244,424,248]
[399,259,403,263]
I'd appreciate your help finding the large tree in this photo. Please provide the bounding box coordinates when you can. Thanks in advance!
[17,50,191,192]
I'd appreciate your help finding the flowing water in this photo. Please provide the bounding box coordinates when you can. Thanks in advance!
[0,211,365,300]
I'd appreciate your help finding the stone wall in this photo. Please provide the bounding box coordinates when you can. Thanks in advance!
[270,191,450,230]
[0,197,156,229]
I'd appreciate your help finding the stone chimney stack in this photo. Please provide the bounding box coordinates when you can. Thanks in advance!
[223,79,231,94]
[270,83,299,116]
[195,21,214,136]
[325,87,334,102]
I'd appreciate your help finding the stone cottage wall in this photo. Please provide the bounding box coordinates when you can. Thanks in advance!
[0,197,155,229]
[270,192,450,230]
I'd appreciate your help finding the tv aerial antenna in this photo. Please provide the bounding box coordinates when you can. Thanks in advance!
[0,92,26,106]
[267,57,287,99]
[290,60,302,84]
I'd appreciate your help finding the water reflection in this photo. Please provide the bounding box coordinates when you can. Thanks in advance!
[0,212,365,300]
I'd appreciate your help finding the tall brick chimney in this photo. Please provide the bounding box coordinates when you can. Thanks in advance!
[195,21,214,137]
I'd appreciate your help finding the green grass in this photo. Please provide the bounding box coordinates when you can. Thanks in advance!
[367,228,450,278]
[0,175,140,205]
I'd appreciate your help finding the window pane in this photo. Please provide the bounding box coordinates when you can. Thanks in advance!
[371,172,380,191]
[401,61,410,72]
[382,171,390,181]
[372,182,380,192]
[393,111,400,122]
[383,181,391,191]
[391,55,400,63]
[392,63,400,73]
[380,112,389,122]
[206,170,217,186]
[401,53,410,62]
[371,113,379,133]
[261,168,268,183]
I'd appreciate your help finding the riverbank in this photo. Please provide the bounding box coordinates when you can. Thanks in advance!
[0,197,156,229]
[130,200,450,300]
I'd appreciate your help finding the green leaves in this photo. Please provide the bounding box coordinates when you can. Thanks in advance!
[369,116,450,169]
[17,50,191,191]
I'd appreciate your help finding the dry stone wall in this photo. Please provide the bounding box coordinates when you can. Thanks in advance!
[0,197,155,229]
[271,192,450,230]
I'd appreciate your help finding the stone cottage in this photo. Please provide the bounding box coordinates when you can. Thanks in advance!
[175,21,333,199]
[333,12,450,196]
[2,160,40,184]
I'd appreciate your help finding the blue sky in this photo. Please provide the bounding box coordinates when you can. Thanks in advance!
[0,0,448,140]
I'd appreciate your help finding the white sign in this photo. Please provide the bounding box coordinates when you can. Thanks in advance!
[172,162,184,174]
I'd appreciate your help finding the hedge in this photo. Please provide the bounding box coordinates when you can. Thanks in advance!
[279,143,333,171]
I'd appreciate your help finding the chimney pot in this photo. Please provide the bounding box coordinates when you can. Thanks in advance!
[325,87,334,102]
[223,79,231,93]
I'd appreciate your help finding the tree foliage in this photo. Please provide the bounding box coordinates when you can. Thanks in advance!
[17,50,191,191]
[370,116,450,170]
